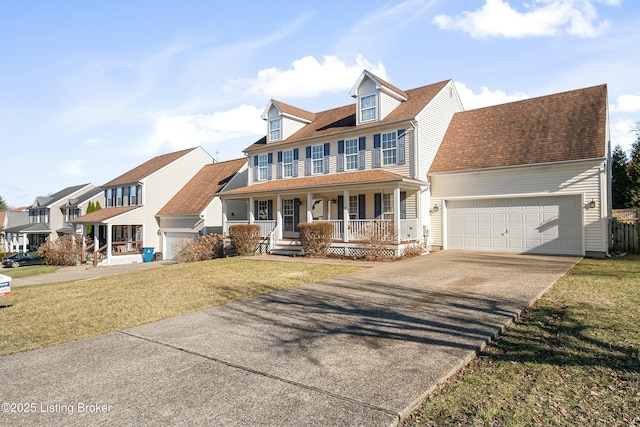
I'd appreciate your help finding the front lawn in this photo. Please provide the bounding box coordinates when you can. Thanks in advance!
[403,254,640,427]
[0,258,361,356]
[0,265,60,279]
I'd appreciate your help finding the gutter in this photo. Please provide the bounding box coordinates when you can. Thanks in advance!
[428,157,607,176]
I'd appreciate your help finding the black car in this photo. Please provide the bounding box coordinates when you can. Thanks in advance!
[2,253,43,268]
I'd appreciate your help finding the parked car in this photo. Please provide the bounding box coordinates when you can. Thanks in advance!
[2,253,43,268]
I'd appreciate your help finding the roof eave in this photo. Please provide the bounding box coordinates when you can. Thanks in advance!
[429,157,607,176]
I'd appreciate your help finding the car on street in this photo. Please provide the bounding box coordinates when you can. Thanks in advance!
[2,253,43,268]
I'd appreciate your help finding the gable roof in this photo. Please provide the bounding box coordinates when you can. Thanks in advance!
[103,147,199,187]
[269,100,315,122]
[157,158,246,216]
[245,80,451,152]
[349,70,409,100]
[30,183,93,208]
[62,187,103,208]
[430,84,608,174]
[70,206,141,224]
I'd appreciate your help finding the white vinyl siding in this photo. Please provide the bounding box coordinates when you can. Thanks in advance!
[430,160,607,255]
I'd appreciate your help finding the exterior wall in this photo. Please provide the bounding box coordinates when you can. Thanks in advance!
[379,91,401,120]
[429,160,608,254]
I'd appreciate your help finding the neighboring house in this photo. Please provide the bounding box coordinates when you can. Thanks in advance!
[4,184,97,252]
[71,147,215,265]
[1,208,29,253]
[156,158,248,260]
[57,187,104,235]
[219,70,610,258]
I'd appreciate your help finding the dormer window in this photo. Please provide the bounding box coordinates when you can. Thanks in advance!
[360,94,377,122]
[269,118,281,142]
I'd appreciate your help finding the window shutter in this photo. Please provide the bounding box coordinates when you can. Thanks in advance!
[253,155,259,181]
[305,146,311,176]
[337,140,344,172]
[267,200,273,221]
[267,153,273,180]
[398,129,406,165]
[400,191,407,220]
[293,148,299,177]
[373,134,381,168]
[323,143,330,174]
[374,193,382,219]
[293,198,300,230]
[358,136,366,170]
[254,200,259,220]
[277,151,283,179]
[358,194,366,219]
[337,196,344,220]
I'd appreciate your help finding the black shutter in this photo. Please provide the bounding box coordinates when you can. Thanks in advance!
[254,200,259,220]
[398,129,406,165]
[305,146,311,176]
[358,136,366,170]
[373,134,381,168]
[293,198,300,230]
[374,193,382,219]
[277,151,283,179]
[400,191,407,219]
[267,153,273,180]
[337,196,344,220]
[267,200,273,221]
[358,194,366,219]
[337,140,344,172]
[253,155,259,181]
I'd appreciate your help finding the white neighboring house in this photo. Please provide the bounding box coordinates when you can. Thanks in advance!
[1,209,29,253]
[4,184,97,252]
[219,70,610,258]
[71,147,214,266]
[156,158,248,260]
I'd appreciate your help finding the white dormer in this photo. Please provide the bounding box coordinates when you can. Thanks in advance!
[261,100,315,143]
[350,70,408,125]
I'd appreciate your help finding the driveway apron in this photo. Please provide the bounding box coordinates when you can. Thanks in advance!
[0,251,579,426]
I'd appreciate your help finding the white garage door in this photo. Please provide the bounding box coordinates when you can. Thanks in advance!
[164,232,199,260]
[447,197,582,255]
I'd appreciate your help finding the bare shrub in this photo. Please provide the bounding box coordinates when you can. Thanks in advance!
[360,221,398,261]
[298,222,334,256]
[174,234,224,262]
[37,234,84,266]
[229,224,261,256]
[402,243,423,258]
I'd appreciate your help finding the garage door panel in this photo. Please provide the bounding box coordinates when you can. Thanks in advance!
[447,196,582,255]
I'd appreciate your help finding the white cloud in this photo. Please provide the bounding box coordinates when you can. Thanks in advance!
[59,159,86,176]
[611,118,637,153]
[610,94,640,113]
[143,105,265,156]
[243,55,387,98]
[85,138,102,146]
[455,81,528,110]
[433,0,613,39]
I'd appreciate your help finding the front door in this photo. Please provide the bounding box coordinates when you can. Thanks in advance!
[283,198,300,238]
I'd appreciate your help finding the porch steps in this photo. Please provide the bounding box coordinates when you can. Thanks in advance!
[269,239,304,257]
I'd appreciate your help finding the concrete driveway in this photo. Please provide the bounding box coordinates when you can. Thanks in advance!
[0,251,579,426]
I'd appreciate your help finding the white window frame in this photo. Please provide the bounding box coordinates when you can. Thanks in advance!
[348,195,358,220]
[382,131,397,166]
[258,154,269,181]
[116,187,123,207]
[130,185,138,205]
[257,200,269,220]
[311,144,323,175]
[382,193,394,221]
[269,118,281,142]
[283,149,293,178]
[360,94,377,123]
[345,138,358,170]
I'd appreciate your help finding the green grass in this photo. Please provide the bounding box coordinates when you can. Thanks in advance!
[403,254,640,427]
[0,258,361,356]
[0,265,60,279]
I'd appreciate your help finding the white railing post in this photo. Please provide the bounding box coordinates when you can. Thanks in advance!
[343,190,350,242]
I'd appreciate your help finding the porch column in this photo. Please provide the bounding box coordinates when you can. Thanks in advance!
[221,198,228,235]
[93,226,100,263]
[106,225,113,264]
[22,232,27,253]
[276,195,283,240]
[248,197,255,224]
[306,192,313,222]
[394,186,401,243]
[416,189,423,244]
[343,189,350,243]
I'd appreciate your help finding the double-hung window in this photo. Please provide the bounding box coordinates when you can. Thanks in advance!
[258,154,269,181]
[311,145,323,175]
[116,187,123,207]
[106,189,113,207]
[269,118,281,142]
[360,94,377,122]
[382,193,394,221]
[130,185,138,205]
[348,195,359,220]
[345,138,358,170]
[382,131,397,166]
[283,149,293,178]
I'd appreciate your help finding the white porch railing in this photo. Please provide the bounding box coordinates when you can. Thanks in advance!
[254,220,277,237]
[225,220,246,235]
[399,219,420,242]
[267,224,281,252]
[348,220,394,241]
[313,220,343,240]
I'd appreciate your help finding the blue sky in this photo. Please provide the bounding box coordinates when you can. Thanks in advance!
[2,0,638,207]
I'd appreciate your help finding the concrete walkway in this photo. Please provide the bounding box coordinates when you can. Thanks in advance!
[0,251,579,426]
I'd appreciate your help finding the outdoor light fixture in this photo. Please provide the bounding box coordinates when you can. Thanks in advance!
[331,199,337,204]
[430,204,439,213]
[589,199,596,209]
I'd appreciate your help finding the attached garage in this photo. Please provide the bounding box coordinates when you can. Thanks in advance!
[446,196,583,256]
[164,232,198,260]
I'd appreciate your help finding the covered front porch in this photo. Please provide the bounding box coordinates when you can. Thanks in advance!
[220,170,427,253]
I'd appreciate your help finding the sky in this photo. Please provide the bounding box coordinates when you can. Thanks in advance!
[1,0,639,208]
